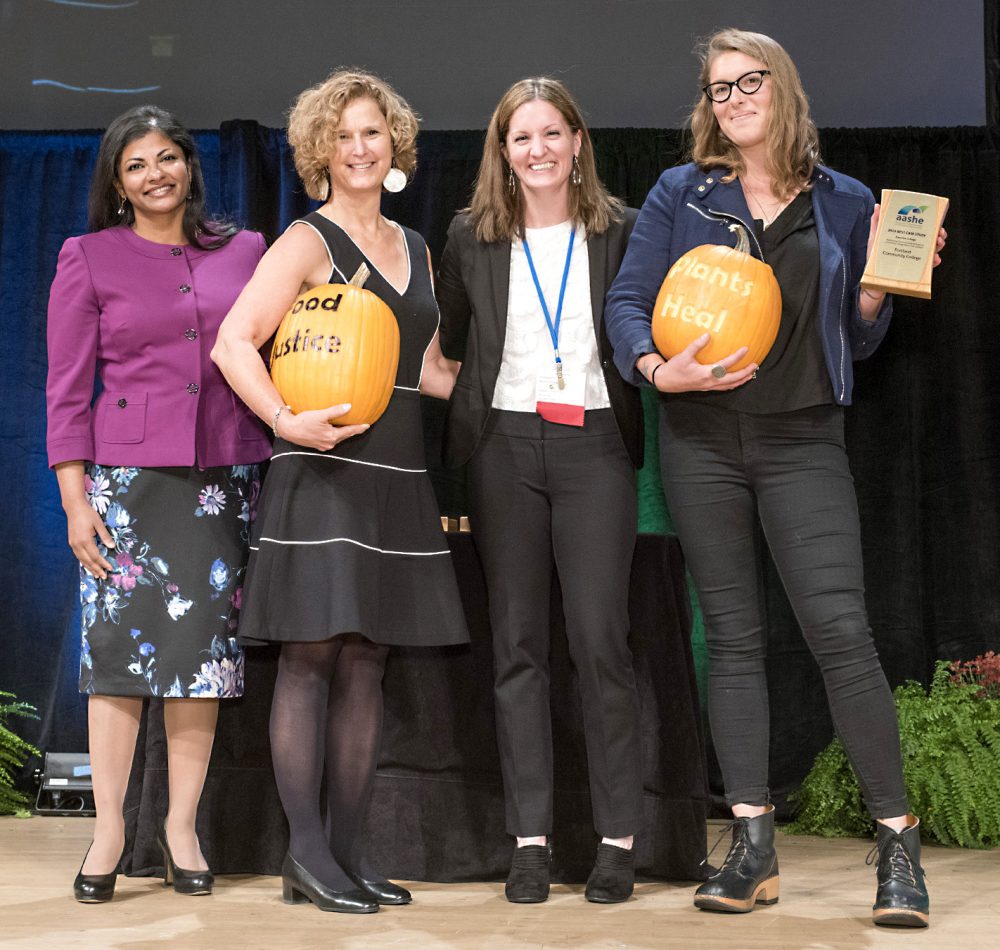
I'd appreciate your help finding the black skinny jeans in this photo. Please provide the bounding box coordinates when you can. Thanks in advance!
[658,401,909,819]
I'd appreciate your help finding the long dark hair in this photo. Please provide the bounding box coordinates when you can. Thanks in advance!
[87,105,237,249]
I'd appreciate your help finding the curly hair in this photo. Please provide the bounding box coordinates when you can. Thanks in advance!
[287,69,420,201]
[689,29,821,198]
[467,76,623,244]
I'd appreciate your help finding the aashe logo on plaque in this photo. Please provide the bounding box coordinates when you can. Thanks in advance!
[861,190,949,299]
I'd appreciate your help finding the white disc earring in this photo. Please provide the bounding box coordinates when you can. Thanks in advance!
[383,166,407,193]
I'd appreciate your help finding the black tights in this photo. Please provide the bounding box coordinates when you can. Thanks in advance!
[269,635,389,889]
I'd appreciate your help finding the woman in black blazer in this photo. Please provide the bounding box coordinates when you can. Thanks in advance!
[436,77,643,905]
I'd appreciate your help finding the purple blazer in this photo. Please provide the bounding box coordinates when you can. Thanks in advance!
[46,227,271,469]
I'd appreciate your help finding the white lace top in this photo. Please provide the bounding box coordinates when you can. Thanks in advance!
[492,220,610,412]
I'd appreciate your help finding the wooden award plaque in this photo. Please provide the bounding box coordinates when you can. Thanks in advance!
[860,190,948,299]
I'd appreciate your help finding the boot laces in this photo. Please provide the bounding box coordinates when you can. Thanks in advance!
[865,837,925,888]
[701,818,751,872]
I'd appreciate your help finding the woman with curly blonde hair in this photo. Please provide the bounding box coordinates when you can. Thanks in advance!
[213,69,468,914]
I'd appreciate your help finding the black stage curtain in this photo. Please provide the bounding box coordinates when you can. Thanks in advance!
[121,535,707,883]
[3,124,998,821]
[988,0,1000,128]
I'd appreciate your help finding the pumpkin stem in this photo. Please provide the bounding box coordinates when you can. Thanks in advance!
[728,222,751,255]
[348,262,371,287]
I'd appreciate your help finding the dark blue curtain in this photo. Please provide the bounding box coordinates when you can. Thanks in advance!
[3,123,999,811]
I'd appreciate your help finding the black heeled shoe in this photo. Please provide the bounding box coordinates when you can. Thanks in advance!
[585,842,635,903]
[345,869,412,905]
[157,822,214,896]
[505,843,551,904]
[73,844,119,903]
[282,854,379,914]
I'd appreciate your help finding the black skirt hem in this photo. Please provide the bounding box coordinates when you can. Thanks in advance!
[238,625,470,648]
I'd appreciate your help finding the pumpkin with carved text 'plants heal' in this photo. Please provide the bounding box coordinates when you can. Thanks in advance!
[270,263,400,426]
[652,223,781,371]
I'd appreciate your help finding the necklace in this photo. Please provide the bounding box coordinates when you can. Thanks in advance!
[740,176,792,229]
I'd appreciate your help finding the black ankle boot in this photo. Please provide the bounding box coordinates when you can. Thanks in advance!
[585,843,635,903]
[694,807,779,913]
[505,844,550,903]
[869,816,929,927]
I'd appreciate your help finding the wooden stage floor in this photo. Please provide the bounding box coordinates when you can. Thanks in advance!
[1,815,996,949]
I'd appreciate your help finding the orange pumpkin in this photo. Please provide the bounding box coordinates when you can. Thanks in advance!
[270,263,400,426]
[652,223,781,371]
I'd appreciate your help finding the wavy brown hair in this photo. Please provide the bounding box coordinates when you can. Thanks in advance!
[689,29,820,198]
[287,69,419,201]
[467,77,623,244]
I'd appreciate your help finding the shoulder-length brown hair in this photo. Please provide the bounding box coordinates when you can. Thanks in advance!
[689,29,820,197]
[287,68,419,201]
[468,77,623,244]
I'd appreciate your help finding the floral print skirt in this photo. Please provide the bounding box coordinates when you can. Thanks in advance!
[79,463,261,698]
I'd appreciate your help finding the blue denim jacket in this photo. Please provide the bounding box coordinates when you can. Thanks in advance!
[605,162,891,404]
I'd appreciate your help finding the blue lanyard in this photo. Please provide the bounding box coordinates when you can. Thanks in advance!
[522,228,575,388]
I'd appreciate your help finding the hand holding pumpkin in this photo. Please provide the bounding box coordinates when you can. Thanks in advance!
[277,403,370,452]
[643,334,757,393]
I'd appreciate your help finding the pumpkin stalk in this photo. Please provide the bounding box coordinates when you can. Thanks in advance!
[348,262,371,287]
[728,222,751,255]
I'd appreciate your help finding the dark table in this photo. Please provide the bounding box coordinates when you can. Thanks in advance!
[122,533,707,883]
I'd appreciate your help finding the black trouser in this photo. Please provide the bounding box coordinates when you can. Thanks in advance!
[467,408,642,838]
[658,401,909,819]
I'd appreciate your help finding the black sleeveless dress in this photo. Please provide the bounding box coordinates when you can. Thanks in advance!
[238,213,469,647]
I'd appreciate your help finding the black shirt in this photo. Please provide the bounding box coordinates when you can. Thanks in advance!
[673,190,833,414]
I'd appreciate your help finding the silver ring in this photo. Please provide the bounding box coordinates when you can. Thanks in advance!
[711,364,727,379]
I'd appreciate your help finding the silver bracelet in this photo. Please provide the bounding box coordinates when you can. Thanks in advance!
[272,403,291,438]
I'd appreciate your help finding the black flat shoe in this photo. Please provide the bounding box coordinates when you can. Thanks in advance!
[585,843,635,903]
[73,845,118,903]
[346,869,412,905]
[157,821,214,896]
[282,854,379,914]
[505,844,551,904]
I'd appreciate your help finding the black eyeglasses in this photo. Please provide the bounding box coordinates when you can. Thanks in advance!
[702,70,771,103]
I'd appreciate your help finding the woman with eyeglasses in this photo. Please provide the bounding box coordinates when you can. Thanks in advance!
[606,29,945,927]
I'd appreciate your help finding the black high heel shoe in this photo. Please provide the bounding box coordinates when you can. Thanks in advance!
[345,868,412,905]
[73,844,119,903]
[157,821,214,896]
[281,854,379,914]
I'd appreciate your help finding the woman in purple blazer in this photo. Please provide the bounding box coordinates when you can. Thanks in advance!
[46,106,271,903]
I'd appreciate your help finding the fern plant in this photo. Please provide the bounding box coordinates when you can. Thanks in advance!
[787,660,1000,848]
[0,691,39,816]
